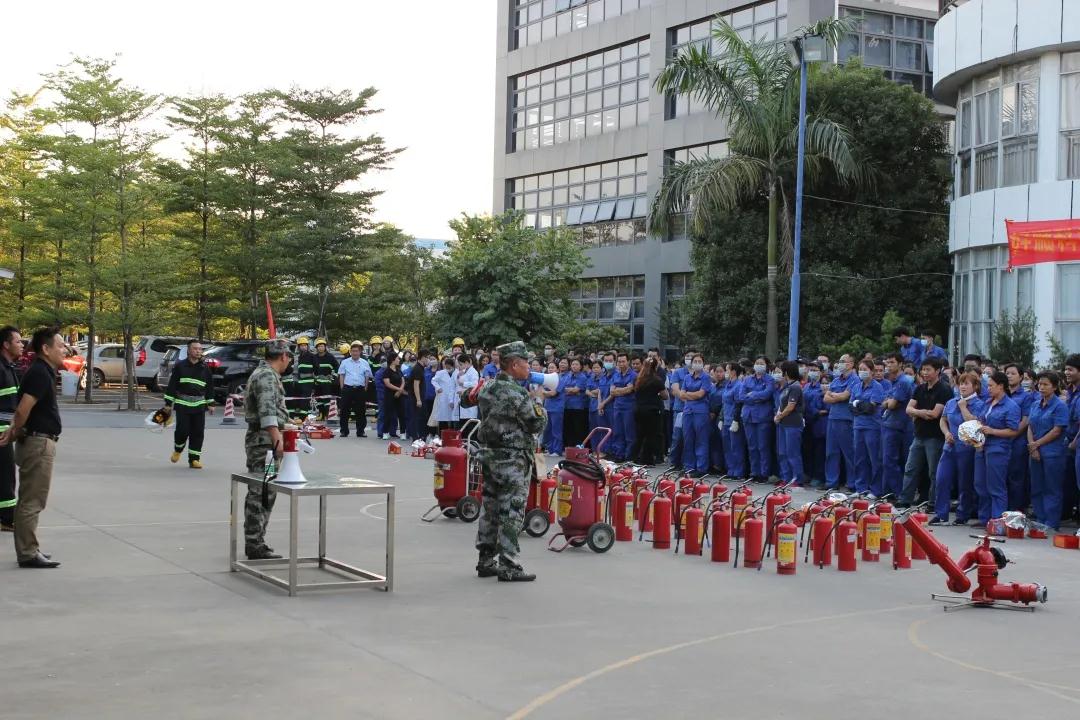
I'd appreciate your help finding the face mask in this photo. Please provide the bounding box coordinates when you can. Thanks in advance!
[603,361,615,371]
[834,362,847,374]
[799,366,808,377]
[753,364,766,375]
[1021,379,1033,391]
[961,392,977,402]
[544,348,554,357]
[771,371,783,381]
[900,373,915,385]
[808,371,821,382]
[691,362,704,372]
[858,370,871,381]
[982,371,991,378]
[684,356,693,366]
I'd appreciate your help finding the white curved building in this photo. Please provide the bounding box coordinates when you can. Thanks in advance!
[935,0,1080,364]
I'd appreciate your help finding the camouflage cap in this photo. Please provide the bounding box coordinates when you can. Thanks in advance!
[265,339,292,358]
[495,340,528,360]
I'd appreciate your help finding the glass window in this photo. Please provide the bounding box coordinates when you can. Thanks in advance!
[614,198,635,219]
[596,200,617,222]
[864,36,891,67]
[1059,264,1080,319]
[580,202,600,224]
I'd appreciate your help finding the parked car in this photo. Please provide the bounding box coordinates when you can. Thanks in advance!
[203,341,278,404]
[134,336,193,391]
[18,342,88,383]
[88,343,129,388]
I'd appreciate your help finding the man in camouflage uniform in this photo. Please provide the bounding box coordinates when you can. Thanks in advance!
[472,341,546,582]
[243,339,292,560]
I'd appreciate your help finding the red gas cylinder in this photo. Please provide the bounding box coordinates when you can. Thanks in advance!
[877,502,894,553]
[836,517,858,571]
[613,488,634,542]
[776,516,798,575]
[812,514,834,567]
[910,510,929,560]
[637,487,656,534]
[892,519,911,569]
[540,475,558,523]
[741,512,765,569]
[731,490,750,537]
[683,506,705,555]
[652,496,672,549]
[861,511,881,562]
[711,506,732,563]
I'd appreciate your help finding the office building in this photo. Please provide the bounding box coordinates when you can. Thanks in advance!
[494,0,941,351]
[935,0,1080,364]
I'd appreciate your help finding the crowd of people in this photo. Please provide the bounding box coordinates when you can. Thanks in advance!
[432,329,1078,535]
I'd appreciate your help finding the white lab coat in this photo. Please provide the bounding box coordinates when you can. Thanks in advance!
[454,366,480,421]
[433,369,457,422]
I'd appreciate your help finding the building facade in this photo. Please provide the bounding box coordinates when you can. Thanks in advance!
[494,0,940,352]
[934,0,1080,364]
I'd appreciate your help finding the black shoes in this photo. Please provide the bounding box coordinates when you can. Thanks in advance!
[476,555,498,578]
[19,552,60,568]
[927,516,947,526]
[0,522,13,533]
[245,546,282,560]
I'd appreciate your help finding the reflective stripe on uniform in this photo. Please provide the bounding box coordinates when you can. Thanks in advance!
[0,386,16,397]
[188,449,201,457]
[0,499,16,509]
[172,398,208,408]
[179,377,206,388]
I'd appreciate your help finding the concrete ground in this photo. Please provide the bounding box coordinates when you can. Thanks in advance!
[4,412,1080,719]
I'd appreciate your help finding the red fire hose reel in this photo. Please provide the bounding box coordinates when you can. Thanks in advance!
[901,515,1048,612]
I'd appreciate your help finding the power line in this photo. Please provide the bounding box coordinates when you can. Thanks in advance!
[804,194,950,217]
[803,271,953,282]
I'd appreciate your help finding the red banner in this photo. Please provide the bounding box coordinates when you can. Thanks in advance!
[1005,219,1080,268]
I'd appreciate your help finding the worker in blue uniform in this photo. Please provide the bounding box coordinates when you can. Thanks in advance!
[823,355,858,490]
[803,362,827,487]
[608,353,637,462]
[740,357,774,482]
[929,371,983,525]
[850,359,885,495]
[586,360,603,436]
[893,326,924,369]
[595,352,616,452]
[774,360,805,486]
[964,370,1021,528]
[880,353,914,497]
[1003,363,1034,511]
[708,366,725,474]
[920,331,948,362]
[1026,370,1070,531]
[721,363,747,480]
[680,354,712,477]
[541,360,568,456]
[667,353,690,468]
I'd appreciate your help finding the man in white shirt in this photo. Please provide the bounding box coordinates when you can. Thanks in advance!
[338,341,373,437]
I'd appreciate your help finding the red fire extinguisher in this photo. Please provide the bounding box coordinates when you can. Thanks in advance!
[876,500,894,553]
[710,501,732,563]
[765,489,791,541]
[674,487,693,530]
[892,514,911,569]
[637,486,656,535]
[860,509,881,562]
[811,512,834,567]
[692,478,711,503]
[710,479,729,502]
[735,503,765,569]
[652,494,672,550]
[776,513,798,575]
[835,514,859,571]
[832,505,854,556]
[540,474,558,523]
[910,504,930,560]
[613,486,634,542]
[678,499,706,556]
[731,488,750,538]
[852,497,870,549]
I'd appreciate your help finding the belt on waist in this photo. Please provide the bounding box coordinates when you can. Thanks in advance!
[23,431,59,442]
[344,385,365,389]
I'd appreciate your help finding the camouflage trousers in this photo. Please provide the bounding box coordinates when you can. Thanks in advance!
[475,447,531,564]
[244,430,277,553]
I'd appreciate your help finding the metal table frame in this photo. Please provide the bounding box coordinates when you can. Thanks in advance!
[229,472,395,596]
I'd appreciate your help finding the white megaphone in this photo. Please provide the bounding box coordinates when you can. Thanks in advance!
[528,371,560,391]
[275,427,315,484]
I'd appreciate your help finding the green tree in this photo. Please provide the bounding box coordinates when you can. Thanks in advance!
[671,62,951,359]
[434,213,587,349]
[651,18,864,360]
[989,309,1037,368]
[275,88,400,337]
[558,321,628,354]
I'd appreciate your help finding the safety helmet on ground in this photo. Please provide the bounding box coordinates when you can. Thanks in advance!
[370,335,382,345]
[315,337,327,346]
[296,336,310,346]
[452,337,465,347]
[383,336,395,344]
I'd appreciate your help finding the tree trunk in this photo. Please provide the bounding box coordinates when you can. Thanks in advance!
[765,185,779,361]
[83,125,100,404]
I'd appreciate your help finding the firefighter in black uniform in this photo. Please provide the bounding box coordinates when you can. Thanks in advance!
[293,336,317,416]
[0,326,23,531]
[313,338,339,419]
[163,339,215,469]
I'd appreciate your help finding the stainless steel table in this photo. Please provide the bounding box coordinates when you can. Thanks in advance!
[229,472,395,595]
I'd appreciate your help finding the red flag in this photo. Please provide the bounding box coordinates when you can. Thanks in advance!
[1005,219,1080,269]
[265,291,276,338]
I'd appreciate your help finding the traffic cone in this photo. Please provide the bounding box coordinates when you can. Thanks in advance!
[221,396,236,425]
[327,397,338,423]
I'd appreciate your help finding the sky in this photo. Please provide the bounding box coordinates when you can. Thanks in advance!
[0,0,497,241]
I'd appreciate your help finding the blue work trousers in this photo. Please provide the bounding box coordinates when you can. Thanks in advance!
[777,424,804,485]
[681,413,711,473]
[825,419,855,489]
[1029,454,1066,530]
[745,421,772,478]
[974,446,1010,524]
[611,406,635,461]
[544,411,564,455]
[854,426,882,495]
[1006,435,1030,511]
[934,447,975,521]
[881,427,908,498]
[723,426,747,478]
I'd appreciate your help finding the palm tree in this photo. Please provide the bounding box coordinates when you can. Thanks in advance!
[650,18,865,360]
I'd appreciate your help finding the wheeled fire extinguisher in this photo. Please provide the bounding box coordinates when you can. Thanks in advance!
[859,509,881,562]
[909,502,931,560]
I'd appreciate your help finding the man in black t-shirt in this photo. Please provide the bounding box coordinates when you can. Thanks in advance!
[0,327,65,568]
[897,358,953,507]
